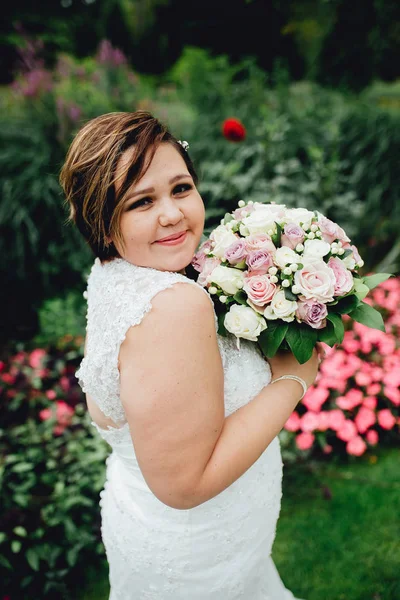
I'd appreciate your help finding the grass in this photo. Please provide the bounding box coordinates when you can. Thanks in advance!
[80,447,400,600]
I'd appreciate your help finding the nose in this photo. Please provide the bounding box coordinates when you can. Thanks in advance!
[158,197,184,227]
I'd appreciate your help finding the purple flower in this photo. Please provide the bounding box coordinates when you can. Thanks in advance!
[246,250,273,274]
[224,239,247,265]
[296,299,328,329]
[281,223,305,250]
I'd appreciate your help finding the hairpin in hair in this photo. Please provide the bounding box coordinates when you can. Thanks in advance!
[177,140,189,151]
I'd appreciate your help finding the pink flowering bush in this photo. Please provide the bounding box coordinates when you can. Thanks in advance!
[281,277,400,460]
[0,337,108,599]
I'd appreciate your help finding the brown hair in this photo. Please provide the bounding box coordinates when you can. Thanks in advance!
[60,111,198,260]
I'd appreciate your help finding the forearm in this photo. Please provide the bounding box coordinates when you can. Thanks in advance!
[182,379,302,509]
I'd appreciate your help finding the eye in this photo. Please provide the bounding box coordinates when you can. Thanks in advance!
[127,197,152,210]
[173,183,192,194]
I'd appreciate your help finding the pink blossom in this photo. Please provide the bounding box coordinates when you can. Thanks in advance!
[377,409,396,430]
[354,371,372,387]
[328,257,354,296]
[281,223,305,250]
[39,408,52,421]
[29,349,46,369]
[382,369,400,387]
[46,390,56,400]
[346,436,367,456]
[366,383,381,395]
[384,386,400,406]
[317,215,339,244]
[322,444,333,454]
[300,411,320,432]
[366,430,379,445]
[337,420,358,441]
[302,386,330,412]
[363,396,377,410]
[1,373,15,385]
[317,411,331,431]
[355,406,376,434]
[336,389,363,411]
[56,401,74,426]
[233,204,256,220]
[192,241,213,272]
[328,409,346,431]
[284,411,301,432]
[341,337,361,353]
[295,432,315,450]
[60,376,70,392]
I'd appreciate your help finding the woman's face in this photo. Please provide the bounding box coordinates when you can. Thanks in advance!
[112,143,205,273]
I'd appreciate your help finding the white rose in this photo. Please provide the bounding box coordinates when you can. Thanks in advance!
[242,204,285,235]
[302,239,331,259]
[284,207,315,229]
[210,225,239,259]
[209,265,245,295]
[224,304,267,342]
[274,246,301,269]
[264,290,298,322]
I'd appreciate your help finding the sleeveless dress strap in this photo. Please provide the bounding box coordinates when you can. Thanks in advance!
[76,258,215,425]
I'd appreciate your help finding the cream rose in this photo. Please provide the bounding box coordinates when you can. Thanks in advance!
[224,304,267,342]
[241,204,285,235]
[274,246,301,269]
[284,207,315,229]
[209,265,245,295]
[294,258,336,302]
[210,225,239,259]
[264,290,298,322]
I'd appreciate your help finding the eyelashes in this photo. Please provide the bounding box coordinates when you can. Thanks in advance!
[126,183,193,210]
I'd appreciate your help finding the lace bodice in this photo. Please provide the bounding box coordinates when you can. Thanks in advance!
[76,258,301,600]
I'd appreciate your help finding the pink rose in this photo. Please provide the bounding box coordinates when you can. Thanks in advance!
[337,420,358,441]
[244,233,276,253]
[355,406,376,434]
[294,258,336,302]
[328,257,354,296]
[224,238,247,265]
[295,432,315,450]
[377,409,396,430]
[243,274,276,308]
[192,240,213,272]
[281,223,305,250]
[296,299,328,329]
[197,257,221,286]
[350,244,362,264]
[233,203,256,220]
[246,250,273,273]
[346,436,367,456]
[366,429,379,445]
[284,411,301,432]
[317,215,339,243]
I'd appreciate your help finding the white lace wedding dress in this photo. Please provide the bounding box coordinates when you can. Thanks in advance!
[76,257,304,600]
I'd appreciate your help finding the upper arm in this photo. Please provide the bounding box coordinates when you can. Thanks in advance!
[118,283,224,509]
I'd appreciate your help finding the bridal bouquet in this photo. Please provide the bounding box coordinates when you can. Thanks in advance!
[192,201,391,364]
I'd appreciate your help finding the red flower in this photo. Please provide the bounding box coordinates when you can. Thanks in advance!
[222,118,246,142]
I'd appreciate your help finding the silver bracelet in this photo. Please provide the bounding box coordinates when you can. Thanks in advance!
[270,375,308,400]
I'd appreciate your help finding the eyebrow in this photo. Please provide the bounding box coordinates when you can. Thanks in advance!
[126,173,192,200]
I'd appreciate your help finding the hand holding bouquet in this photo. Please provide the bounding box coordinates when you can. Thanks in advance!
[192,202,391,364]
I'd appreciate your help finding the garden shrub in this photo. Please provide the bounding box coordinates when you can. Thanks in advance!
[0,338,109,599]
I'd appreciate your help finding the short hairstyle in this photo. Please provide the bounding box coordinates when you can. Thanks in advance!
[60,111,198,260]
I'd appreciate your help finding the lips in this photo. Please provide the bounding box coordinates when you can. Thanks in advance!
[156,230,187,243]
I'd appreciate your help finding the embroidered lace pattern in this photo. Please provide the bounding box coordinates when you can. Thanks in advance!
[76,258,303,600]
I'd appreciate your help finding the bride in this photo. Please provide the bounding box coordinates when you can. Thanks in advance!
[60,110,318,599]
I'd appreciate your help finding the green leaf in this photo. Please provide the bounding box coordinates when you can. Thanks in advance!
[349,302,386,332]
[326,313,345,343]
[271,221,282,246]
[353,279,370,300]
[26,548,40,571]
[258,322,288,358]
[333,294,360,315]
[0,554,12,570]
[285,323,317,364]
[362,273,392,290]
[284,287,297,301]
[13,526,27,537]
[233,290,248,305]
[223,212,234,224]
[217,312,228,336]
[341,248,353,259]
[11,540,22,553]
[317,320,337,347]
